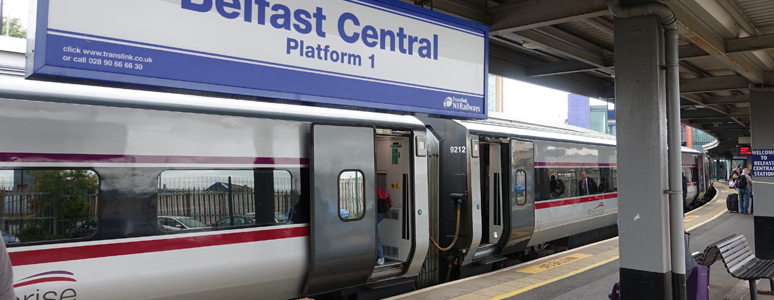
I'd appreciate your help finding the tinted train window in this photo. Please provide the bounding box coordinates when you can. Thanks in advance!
[338,170,365,221]
[554,169,577,197]
[157,169,292,230]
[0,169,98,244]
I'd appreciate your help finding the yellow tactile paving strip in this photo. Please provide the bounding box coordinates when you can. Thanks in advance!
[389,182,732,300]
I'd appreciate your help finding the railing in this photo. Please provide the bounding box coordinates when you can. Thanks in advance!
[0,189,98,239]
[158,175,294,225]
[157,189,292,225]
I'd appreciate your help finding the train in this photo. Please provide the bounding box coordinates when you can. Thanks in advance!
[0,77,710,300]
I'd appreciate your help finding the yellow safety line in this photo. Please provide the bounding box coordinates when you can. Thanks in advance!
[488,256,620,300]
[686,209,727,232]
[488,192,728,300]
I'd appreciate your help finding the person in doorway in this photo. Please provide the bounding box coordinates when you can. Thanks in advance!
[0,240,15,300]
[578,170,598,196]
[376,188,392,265]
[737,168,753,215]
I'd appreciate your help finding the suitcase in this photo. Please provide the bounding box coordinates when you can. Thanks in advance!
[726,193,739,212]
[609,282,620,300]
[687,264,710,300]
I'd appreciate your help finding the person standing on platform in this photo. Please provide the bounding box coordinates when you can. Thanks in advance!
[737,168,753,215]
[0,241,15,300]
[578,170,598,196]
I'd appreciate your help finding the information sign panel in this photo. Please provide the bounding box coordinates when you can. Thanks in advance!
[28,0,488,118]
[752,149,774,177]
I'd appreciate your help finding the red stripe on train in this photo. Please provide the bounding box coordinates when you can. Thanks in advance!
[535,193,618,209]
[9,226,309,266]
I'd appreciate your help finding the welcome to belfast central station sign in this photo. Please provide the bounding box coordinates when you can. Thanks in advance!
[28,0,488,118]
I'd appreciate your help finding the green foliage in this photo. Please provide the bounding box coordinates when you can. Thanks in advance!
[15,222,54,243]
[1,17,26,39]
[22,170,98,240]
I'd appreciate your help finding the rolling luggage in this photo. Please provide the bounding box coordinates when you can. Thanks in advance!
[686,264,710,300]
[726,193,739,212]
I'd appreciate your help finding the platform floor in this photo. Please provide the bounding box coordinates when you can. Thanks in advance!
[387,182,770,300]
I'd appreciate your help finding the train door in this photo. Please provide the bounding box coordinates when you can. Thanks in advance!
[697,155,706,196]
[501,139,535,255]
[371,131,415,280]
[474,139,506,259]
[304,124,376,296]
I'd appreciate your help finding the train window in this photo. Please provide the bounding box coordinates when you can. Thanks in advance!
[534,168,577,200]
[515,170,527,205]
[599,168,613,192]
[157,169,293,230]
[555,169,578,198]
[0,169,98,244]
[338,170,365,221]
[611,168,618,191]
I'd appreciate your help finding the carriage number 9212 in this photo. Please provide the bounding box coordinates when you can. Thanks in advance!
[450,146,467,154]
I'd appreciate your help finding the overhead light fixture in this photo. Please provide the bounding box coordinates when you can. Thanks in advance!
[522,41,541,50]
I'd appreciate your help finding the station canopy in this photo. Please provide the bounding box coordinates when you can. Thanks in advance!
[418,0,774,156]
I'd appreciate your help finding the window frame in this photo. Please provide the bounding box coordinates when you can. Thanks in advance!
[515,170,527,205]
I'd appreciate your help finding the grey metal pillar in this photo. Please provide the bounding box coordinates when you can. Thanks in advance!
[615,15,673,299]
[751,80,774,259]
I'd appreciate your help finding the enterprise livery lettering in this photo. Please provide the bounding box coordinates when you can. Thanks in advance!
[182,0,440,60]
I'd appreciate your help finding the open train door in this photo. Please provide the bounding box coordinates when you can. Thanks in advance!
[304,124,377,296]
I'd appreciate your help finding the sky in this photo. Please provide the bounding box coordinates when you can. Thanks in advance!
[500,77,612,127]
[1,0,29,28]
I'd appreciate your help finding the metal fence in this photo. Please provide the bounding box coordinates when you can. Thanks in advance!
[158,175,293,225]
[0,188,98,239]
[339,176,365,219]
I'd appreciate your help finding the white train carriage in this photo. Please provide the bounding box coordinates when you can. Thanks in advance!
[0,78,431,299]
[0,76,713,299]
[449,118,709,274]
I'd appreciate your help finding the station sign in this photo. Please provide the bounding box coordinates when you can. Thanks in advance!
[752,149,774,177]
[28,0,488,118]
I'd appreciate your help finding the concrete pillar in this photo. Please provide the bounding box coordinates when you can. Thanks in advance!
[615,15,673,299]
[750,83,774,259]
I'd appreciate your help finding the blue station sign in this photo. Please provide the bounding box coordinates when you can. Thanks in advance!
[752,149,774,177]
[28,0,488,118]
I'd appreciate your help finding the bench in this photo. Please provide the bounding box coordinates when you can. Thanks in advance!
[701,234,774,300]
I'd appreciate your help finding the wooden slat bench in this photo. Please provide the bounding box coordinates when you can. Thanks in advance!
[700,234,774,300]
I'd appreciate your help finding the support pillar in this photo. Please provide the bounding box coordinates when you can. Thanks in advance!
[615,15,673,299]
[751,79,774,259]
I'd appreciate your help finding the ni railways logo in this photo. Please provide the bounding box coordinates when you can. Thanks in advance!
[443,97,481,113]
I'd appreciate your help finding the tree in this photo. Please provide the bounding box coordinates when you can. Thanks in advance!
[16,170,98,242]
[1,17,26,39]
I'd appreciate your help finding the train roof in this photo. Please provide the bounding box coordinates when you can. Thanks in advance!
[0,77,426,131]
[459,116,703,154]
[0,78,710,155]
[458,117,617,146]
